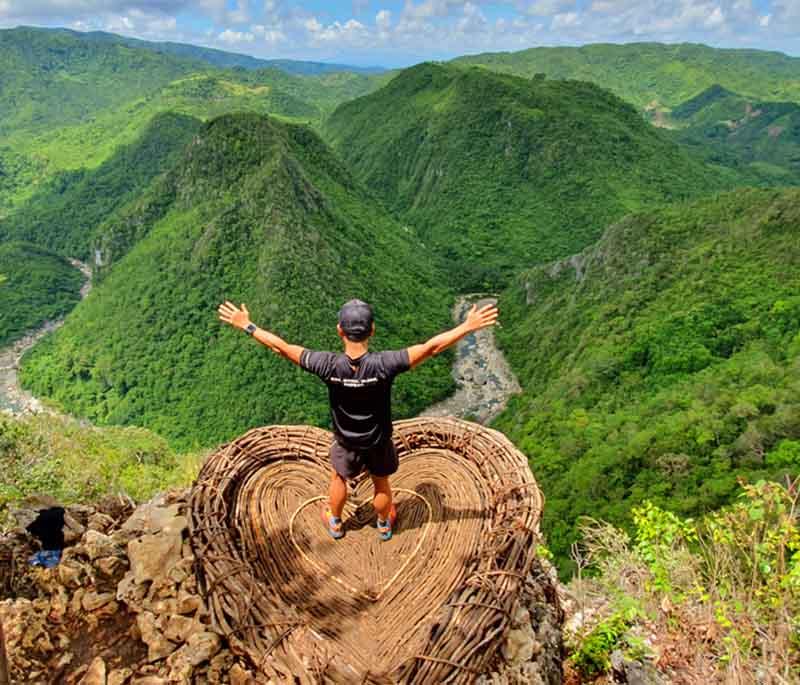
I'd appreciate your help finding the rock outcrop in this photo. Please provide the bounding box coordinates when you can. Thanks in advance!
[0,484,563,683]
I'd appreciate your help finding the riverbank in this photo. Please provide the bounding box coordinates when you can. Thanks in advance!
[0,259,91,416]
[422,295,521,425]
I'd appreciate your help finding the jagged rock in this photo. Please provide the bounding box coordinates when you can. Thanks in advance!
[502,605,537,665]
[207,650,235,682]
[58,559,87,588]
[79,656,107,685]
[82,590,116,612]
[166,631,221,680]
[122,498,179,536]
[137,611,178,662]
[229,663,257,685]
[175,588,202,615]
[611,650,664,685]
[88,512,117,532]
[127,517,187,585]
[117,569,147,609]
[96,555,129,578]
[164,614,196,643]
[108,667,133,685]
[131,678,168,685]
[63,511,88,545]
[84,530,125,560]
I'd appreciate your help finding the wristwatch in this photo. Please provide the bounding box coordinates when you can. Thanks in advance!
[245,323,257,336]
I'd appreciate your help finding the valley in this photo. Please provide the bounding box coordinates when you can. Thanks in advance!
[0,27,799,682]
[0,260,91,415]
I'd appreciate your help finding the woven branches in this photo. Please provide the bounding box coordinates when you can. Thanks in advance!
[188,417,543,684]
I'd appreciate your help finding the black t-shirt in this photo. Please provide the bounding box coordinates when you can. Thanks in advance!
[300,348,411,450]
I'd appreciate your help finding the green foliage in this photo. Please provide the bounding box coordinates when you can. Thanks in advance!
[633,501,698,594]
[568,607,639,677]
[0,412,202,512]
[454,43,800,109]
[19,113,455,449]
[0,242,83,346]
[0,27,386,214]
[575,479,800,677]
[325,62,740,290]
[0,112,202,259]
[668,85,800,186]
[495,188,800,574]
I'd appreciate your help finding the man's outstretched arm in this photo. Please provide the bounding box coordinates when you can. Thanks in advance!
[217,301,304,365]
[407,302,499,369]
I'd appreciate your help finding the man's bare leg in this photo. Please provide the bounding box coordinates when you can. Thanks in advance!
[329,471,347,518]
[372,475,392,520]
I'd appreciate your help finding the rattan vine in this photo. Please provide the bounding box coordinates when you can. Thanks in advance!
[189,417,543,684]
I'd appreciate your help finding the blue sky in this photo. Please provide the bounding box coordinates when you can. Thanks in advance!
[1,1,797,67]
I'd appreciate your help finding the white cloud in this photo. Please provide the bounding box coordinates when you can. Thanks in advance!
[0,0,795,66]
[376,8,392,32]
[218,28,254,43]
[552,10,579,28]
[523,0,576,16]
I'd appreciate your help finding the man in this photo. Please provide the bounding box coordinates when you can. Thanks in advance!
[217,298,499,541]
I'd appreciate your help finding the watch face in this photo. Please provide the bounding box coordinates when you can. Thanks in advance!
[246,323,257,334]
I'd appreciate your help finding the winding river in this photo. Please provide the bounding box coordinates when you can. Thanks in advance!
[0,259,92,416]
[1,285,520,426]
[421,295,521,425]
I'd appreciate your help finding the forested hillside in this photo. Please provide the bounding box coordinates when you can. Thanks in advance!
[0,112,202,259]
[325,62,738,290]
[668,85,800,185]
[454,43,800,110]
[494,188,800,571]
[73,28,384,74]
[19,114,455,448]
[0,242,83,346]
[0,27,384,214]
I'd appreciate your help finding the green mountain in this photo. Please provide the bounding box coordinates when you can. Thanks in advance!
[0,27,197,139]
[493,188,800,571]
[668,85,800,185]
[73,29,385,75]
[454,43,800,110]
[19,113,455,448]
[0,242,83,346]
[0,112,202,260]
[0,27,385,214]
[324,62,737,290]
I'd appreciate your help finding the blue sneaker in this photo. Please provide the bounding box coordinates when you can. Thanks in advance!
[322,507,344,540]
[376,504,397,541]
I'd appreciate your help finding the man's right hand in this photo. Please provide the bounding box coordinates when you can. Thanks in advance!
[464,303,499,332]
[218,301,252,330]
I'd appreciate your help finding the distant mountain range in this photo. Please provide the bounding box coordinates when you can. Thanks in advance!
[38,27,386,75]
[455,42,800,109]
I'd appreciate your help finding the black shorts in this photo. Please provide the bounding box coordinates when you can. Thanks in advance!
[330,439,399,479]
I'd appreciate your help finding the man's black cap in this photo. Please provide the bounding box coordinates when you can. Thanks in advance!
[338,299,373,342]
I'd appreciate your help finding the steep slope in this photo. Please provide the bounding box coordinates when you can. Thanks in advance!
[325,62,735,290]
[0,112,202,260]
[19,114,455,448]
[669,85,800,185]
[0,242,83,347]
[454,43,800,110]
[0,27,198,138]
[0,27,385,212]
[493,188,800,571]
